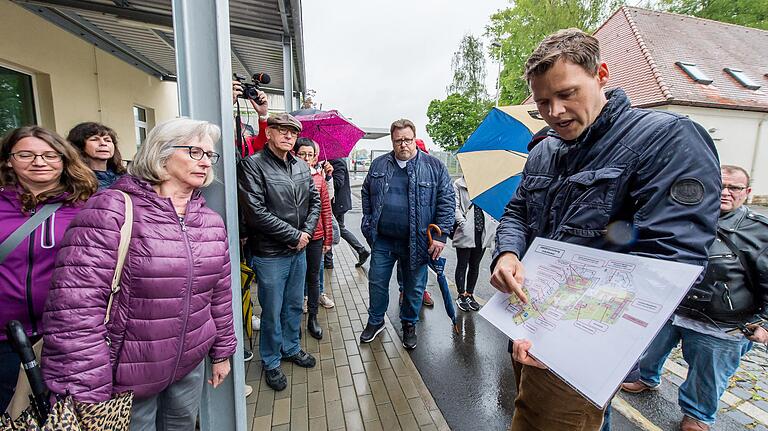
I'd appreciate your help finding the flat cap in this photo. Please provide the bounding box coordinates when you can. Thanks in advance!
[267,113,302,132]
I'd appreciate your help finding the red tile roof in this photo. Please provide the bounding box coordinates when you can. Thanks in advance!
[595,6,768,112]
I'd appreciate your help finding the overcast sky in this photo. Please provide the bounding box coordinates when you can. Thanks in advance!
[302,0,510,152]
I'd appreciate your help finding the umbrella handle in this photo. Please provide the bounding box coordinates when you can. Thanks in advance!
[427,224,442,246]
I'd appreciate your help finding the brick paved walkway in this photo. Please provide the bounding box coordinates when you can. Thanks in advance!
[244,243,449,431]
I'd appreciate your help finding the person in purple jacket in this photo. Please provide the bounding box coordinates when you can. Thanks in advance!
[41,118,237,430]
[0,125,97,413]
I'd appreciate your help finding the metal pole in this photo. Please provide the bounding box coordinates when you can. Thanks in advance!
[283,37,294,112]
[492,41,502,107]
[171,1,247,430]
[495,59,502,107]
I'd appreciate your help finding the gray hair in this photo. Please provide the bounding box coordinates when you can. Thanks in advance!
[129,117,221,187]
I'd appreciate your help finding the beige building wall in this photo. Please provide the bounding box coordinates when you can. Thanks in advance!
[655,105,768,202]
[0,1,178,159]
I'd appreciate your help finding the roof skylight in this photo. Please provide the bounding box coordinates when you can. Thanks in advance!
[724,68,761,90]
[675,62,713,85]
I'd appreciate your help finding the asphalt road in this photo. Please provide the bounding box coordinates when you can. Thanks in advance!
[344,184,762,430]
[344,190,640,430]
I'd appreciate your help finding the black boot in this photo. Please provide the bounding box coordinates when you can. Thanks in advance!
[308,313,323,340]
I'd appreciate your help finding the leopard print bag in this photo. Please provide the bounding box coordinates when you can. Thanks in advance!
[72,392,133,431]
[1,395,81,431]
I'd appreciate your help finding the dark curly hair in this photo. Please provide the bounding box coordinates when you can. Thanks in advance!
[67,122,127,175]
[1,126,97,212]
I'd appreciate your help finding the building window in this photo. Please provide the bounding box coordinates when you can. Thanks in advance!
[133,106,148,147]
[724,68,761,90]
[0,65,36,136]
[675,62,713,85]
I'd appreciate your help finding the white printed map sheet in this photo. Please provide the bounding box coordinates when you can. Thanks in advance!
[479,238,703,408]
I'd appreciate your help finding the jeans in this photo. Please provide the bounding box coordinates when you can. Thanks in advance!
[319,264,325,295]
[367,236,427,326]
[455,246,485,294]
[325,212,365,264]
[130,361,204,431]
[304,239,323,315]
[253,252,307,370]
[638,319,753,424]
[0,340,21,413]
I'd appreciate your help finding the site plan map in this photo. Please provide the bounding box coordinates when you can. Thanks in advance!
[480,238,703,408]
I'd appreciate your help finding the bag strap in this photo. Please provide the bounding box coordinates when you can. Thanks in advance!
[0,202,63,265]
[104,191,133,325]
[717,228,756,296]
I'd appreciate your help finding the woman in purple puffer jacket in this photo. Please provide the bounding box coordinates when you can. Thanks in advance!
[0,126,97,413]
[42,118,237,430]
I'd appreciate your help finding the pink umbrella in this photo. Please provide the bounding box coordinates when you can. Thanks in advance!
[294,110,365,160]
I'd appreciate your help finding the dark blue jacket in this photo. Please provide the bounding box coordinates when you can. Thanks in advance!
[494,89,720,268]
[361,150,455,269]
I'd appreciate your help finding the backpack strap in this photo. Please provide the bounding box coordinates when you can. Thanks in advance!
[0,202,63,265]
[717,228,756,297]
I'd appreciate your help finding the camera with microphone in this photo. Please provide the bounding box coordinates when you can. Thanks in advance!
[233,73,271,104]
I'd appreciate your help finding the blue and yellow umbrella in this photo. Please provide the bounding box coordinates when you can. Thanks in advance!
[456,105,546,220]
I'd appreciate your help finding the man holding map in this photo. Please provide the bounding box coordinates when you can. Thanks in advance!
[489,28,721,430]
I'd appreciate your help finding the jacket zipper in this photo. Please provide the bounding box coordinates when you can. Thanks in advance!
[170,215,194,385]
[709,253,735,259]
[289,165,300,227]
[25,227,37,335]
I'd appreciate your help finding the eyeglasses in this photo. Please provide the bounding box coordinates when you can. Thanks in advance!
[296,152,315,159]
[273,126,299,137]
[172,146,220,164]
[10,151,63,163]
[393,138,414,146]
[722,184,748,193]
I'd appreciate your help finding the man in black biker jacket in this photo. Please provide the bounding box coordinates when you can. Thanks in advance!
[622,164,768,431]
[238,113,321,392]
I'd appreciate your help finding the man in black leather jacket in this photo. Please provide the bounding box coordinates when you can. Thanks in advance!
[622,165,768,431]
[237,113,321,392]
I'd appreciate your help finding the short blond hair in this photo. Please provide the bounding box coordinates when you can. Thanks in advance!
[129,117,221,187]
[524,28,601,82]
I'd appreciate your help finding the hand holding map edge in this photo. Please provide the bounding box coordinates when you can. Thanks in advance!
[491,252,528,303]
[513,339,548,369]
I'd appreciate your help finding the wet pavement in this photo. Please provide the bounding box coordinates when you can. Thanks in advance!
[345,181,768,430]
[344,190,641,430]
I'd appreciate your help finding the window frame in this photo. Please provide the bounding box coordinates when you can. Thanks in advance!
[133,105,148,147]
[0,61,40,131]
[724,67,761,90]
[675,61,713,85]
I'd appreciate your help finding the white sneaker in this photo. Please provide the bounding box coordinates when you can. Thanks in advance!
[303,296,308,314]
[319,293,335,309]
[252,316,261,331]
[245,384,253,397]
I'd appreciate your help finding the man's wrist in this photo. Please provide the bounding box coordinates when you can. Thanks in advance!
[211,356,229,364]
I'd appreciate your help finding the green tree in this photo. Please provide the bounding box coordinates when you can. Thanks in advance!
[659,0,768,30]
[426,34,492,152]
[426,93,491,152]
[486,0,622,105]
[448,35,488,103]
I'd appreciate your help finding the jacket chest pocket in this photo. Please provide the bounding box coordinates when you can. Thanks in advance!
[559,167,625,236]
[368,172,387,199]
[521,175,553,229]
[418,181,434,206]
